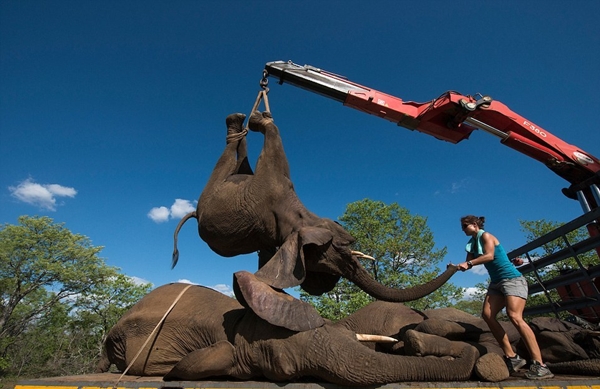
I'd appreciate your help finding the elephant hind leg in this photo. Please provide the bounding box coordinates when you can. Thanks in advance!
[248,111,291,180]
[164,341,236,381]
[404,329,479,359]
[203,114,250,189]
[414,318,470,340]
[234,141,253,175]
[226,113,247,139]
[226,113,253,175]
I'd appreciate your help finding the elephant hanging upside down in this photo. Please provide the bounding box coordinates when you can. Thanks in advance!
[172,111,458,331]
[97,283,479,385]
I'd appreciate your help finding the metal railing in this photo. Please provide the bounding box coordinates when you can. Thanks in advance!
[507,207,600,320]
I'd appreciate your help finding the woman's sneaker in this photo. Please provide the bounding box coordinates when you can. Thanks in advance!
[525,361,554,380]
[504,355,527,373]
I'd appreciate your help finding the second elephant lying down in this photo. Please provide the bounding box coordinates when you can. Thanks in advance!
[99,283,600,385]
[98,283,479,385]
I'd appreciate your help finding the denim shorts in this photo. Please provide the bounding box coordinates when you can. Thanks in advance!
[487,276,528,299]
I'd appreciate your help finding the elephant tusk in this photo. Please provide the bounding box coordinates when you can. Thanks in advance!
[356,334,398,343]
[351,251,376,261]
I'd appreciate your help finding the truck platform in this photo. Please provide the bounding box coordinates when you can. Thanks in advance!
[14,373,600,389]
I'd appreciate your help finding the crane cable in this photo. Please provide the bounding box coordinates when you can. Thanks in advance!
[227,70,270,143]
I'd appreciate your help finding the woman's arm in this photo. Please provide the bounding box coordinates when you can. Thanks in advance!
[458,252,475,271]
[458,232,496,271]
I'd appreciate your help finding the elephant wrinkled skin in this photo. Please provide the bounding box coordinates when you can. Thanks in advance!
[98,284,600,384]
[97,283,478,385]
[414,307,600,377]
[172,111,457,330]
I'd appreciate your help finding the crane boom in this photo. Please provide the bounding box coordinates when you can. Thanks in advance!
[264,60,600,193]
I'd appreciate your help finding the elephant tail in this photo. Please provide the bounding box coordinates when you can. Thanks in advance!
[172,211,198,269]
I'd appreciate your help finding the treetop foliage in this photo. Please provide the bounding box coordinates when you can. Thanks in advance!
[0,215,152,378]
[302,199,464,320]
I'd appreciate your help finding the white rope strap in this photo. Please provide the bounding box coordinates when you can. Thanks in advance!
[113,283,194,388]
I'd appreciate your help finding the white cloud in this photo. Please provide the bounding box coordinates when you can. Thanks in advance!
[171,280,233,297]
[148,206,170,223]
[45,184,77,197]
[462,287,480,300]
[170,199,196,218]
[450,178,469,194]
[9,178,77,211]
[176,279,198,285]
[210,284,234,297]
[434,178,473,196]
[472,264,489,276]
[130,276,152,286]
[148,199,196,223]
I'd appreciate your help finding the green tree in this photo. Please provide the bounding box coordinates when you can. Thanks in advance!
[452,281,487,316]
[68,273,151,374]
[519,219,597,270]
[301,199,463,320]
[0,216,152,378]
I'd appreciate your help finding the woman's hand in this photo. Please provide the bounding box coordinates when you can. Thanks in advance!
[457,261,471,272]
[511,257,524,266]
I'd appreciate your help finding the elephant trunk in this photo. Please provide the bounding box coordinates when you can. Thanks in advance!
[341,251,459,302]
[547,358,600,376]
[300,327,476,385]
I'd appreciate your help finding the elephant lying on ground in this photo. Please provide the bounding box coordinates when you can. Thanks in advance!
[172,111,457,331]
[526,316,600,375]
[412,307,600,378]
[97,283,479,385]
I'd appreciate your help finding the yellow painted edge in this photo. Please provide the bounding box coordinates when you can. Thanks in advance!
[15,386,78,389]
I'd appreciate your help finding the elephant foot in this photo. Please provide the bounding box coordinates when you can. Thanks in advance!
[404,329,427,356]
[248,111,274,134]
[404,329,477,359]
[233,270,325,332]
[226,113,247,142]
[474,353,510,382]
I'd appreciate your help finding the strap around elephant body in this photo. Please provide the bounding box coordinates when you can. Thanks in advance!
[112,283,194,388]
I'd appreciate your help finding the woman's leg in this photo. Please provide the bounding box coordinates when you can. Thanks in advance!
[505,295,543,363]
[482,293,515,356]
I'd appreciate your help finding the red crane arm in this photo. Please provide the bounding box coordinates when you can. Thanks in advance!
[265,61,600,187]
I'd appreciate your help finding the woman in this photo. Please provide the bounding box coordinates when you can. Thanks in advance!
[457,215,553,380]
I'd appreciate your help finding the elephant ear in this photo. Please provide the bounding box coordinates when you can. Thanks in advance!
[236,227,334,331]
[164,340,235,380]
[255,231,306,289]
[233,270,325,331]
[297,226,340,294]
[254,227,334,290]
[298,225,335,247]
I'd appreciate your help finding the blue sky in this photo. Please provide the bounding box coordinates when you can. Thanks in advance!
[1,1,599,298]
